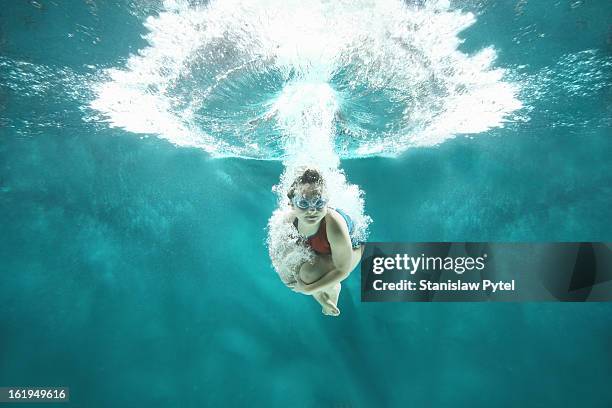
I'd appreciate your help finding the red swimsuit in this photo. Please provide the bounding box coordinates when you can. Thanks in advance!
[293,218,331,255]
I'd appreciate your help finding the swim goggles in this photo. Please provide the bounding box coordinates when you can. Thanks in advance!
[292,196,328,210]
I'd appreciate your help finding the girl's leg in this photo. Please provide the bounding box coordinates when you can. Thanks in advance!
[320,246,361,316]
[299,255,341,316]
[299,246,364,316]
[299,245,363,284]
[298,254,335,284]
[320,247,362,316]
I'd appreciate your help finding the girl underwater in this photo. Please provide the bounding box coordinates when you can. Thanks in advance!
[274,168,364,316]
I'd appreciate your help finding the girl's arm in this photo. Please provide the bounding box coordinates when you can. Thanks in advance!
[299,213,353,293]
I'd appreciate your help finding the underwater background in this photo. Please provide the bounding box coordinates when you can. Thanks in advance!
[1,0,611,406]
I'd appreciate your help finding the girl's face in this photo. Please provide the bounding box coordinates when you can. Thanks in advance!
[291,183,329,225]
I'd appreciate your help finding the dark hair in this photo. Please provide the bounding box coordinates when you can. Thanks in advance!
[287,169,325,201]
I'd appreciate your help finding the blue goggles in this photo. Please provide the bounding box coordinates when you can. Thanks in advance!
[292,196,328,210]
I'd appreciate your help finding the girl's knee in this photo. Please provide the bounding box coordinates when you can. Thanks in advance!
[299,261,319,284]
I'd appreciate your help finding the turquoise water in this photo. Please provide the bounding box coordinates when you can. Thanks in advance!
[1,1,611,407]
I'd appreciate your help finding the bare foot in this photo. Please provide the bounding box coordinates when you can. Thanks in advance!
[319,292,340,316]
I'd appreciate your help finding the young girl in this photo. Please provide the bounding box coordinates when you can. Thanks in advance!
[283,168,363,316]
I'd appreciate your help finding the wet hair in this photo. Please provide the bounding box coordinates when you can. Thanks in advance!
[287,169,326,201]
